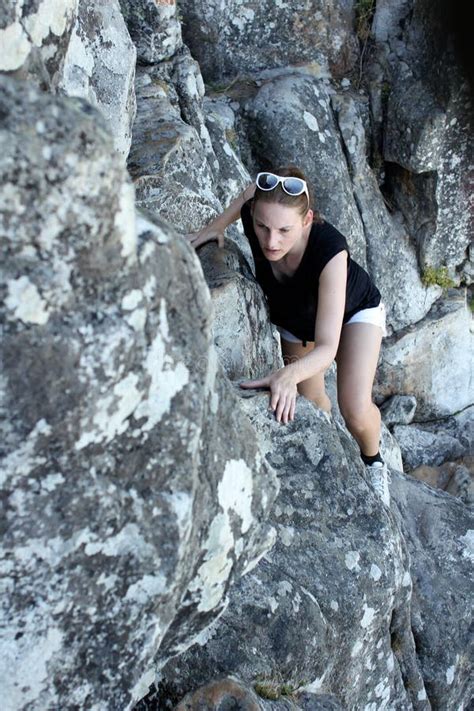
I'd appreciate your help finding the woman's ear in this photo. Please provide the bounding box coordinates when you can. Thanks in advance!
[303,209,314,226]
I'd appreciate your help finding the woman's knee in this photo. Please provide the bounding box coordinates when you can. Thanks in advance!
[339,400,375,432]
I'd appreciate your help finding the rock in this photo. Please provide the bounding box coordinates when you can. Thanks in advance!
[127,60,218,225]
[0,75,279,709]
[243,74,367,266]
[389,472,473,709]
[177,0,358,84]
[371,0,473,273]
[393,425,465,471]
[174,677,262,710]
[58,0,137,159]
[332,93,440,331]
[375,291,474,419]
[381,395,418,426]
[0,0,77,79]
[410,461,474,506]
[156,400,473,709]
[196,241,283,381]
[118,0,182,64]
[1,1,136,160]
[157,396,430,710]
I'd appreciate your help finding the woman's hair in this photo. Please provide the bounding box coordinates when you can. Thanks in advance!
[252,165,323,223]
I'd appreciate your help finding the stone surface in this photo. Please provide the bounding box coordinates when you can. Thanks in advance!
[178,0,358,84]
[59,0,137,159]
[389,473,473,709]
[393,425,465,471]
[332,93,440,331]
[0,0,77,79]
[381,395,418,427]
[196,241,283,381]
[127,59,218,224]
[158,393,473,709]
[242,73,367,267]
[0,76,279,710]
[118,0,182,64]
[371,0,473,273]
[375,291,474,420]
[410,461,474,507]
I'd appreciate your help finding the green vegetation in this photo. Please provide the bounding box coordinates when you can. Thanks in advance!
[225,127,238,150]
[355,0,376,41]
[421,265,456,289]
[253,674,308,701]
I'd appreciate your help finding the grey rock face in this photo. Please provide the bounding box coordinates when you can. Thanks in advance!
[372,0,473,273]
[58,0,137,159]
[177,0,358,84]
[332,93,439,331]
[375,291,473,420]
[158,395,432,709]
[0,0,78,79]
[242,73,367,267]
[381,395,418,427]
[118,0,182,64]
[1,0,136,160]
[0,76,279,710]
[196,242,284,382]
[389,473,473,710]
[127,59,217,225]
[393,425,465,471]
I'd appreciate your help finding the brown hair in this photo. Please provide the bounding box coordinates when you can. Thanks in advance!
[252,165,323,223]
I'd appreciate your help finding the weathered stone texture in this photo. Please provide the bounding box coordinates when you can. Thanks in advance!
[178,0,358,84]
[0,76,279,710]
[157,395,472,710]
[375,292,473,420]
[118,0,182,64]
[58,0,137,159]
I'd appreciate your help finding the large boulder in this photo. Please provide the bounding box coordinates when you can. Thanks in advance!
[0,76,279,710]
[242,73,367,267]
[177,0,358,84]
[371,0,473,273]
[158,393,472,709]
[332,93,440,331]
[375,291,473,420]
[58,0,137,159]
[118,0,182,64]
[1,0,136,160]
[0,0,77,79]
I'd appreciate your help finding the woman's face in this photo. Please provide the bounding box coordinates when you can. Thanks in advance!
[251,201,313,261]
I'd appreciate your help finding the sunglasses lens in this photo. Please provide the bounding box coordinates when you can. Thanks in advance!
[257,173,278,190]
[283,177,305,195]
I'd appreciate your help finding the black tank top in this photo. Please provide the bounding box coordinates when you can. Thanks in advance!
[241,200,381,344]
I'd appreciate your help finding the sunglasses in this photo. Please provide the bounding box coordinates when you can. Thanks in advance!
[256,172,309,202]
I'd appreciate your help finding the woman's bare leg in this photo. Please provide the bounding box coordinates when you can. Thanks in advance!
[335,323,383,456]
[280,337,332,413]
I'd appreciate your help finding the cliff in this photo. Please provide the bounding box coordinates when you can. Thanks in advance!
[0,1,472,709]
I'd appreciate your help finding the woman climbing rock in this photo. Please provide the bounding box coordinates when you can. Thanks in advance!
[187,166,390,506]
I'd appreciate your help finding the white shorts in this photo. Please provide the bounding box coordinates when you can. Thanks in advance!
[276,302,387,343]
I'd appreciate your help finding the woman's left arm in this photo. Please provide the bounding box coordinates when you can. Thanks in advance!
[240,251,348,422]
[286,250,347,383]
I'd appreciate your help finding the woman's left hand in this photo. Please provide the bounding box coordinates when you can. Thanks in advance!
[240,368,298,424]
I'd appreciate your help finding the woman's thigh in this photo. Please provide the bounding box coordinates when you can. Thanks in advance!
[280,337,326,399]
[335,323,382,415]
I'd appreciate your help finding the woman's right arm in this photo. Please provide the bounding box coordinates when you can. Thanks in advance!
[186,182,256,249]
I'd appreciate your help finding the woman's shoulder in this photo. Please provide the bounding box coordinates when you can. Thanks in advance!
[311,219,349,248]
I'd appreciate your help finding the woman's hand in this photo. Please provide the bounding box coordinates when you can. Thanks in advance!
[186,226,225,249]
[240,367,298,424]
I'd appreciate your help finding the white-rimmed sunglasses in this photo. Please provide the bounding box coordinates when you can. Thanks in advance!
[256,172,309,203]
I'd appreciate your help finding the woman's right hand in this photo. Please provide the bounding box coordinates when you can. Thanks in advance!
[186,226,225,249]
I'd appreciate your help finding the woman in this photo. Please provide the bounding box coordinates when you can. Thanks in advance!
[187,166,390,506]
